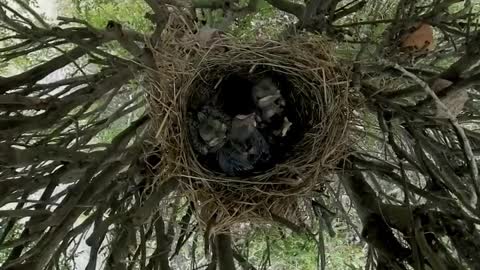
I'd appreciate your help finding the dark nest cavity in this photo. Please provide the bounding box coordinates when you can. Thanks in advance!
[186,69,307,176]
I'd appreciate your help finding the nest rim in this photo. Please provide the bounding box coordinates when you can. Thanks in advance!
[146,21,353,230]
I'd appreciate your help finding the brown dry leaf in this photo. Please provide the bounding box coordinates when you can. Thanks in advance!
[400,22,435,52]
[435,90,469,118]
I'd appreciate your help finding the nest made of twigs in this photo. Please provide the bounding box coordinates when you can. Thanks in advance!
[145,16,352,231]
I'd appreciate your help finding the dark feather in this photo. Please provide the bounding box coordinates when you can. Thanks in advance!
[217,144,254,176]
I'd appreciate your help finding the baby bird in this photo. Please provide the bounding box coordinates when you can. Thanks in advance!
[252,77,280,100]
[218,113,270,176]
[189,106,230,155]
[252,78,286,123]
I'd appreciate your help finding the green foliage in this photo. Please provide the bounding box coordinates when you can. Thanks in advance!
[0,19,65,76]
[8,47,63,74]
[92,82,145,143]
[68,0,153,33]
[245,226,364,269]
[0,221,24,263]
[325,233,365,270]
[230,0,295,40]
[93,107,143,144]
[95,117,129,143]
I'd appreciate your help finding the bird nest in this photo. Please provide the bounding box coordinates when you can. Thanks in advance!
[146,22,352,231]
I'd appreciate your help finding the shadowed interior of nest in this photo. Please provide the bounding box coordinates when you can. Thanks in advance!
[187,67,308,174]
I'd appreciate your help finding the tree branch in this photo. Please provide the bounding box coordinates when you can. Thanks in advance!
[215,233,236,270]
[387,61,480,209]
[264,0,305,20]
[0,46,91,93]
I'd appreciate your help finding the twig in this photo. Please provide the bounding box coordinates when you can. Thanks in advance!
[14,0,50,29]
[57,16,100,35]
[386,60,480,210]
[264,0,305,20]
[0,209,51,218]
[334,19,393,28]
[399,162,422,270]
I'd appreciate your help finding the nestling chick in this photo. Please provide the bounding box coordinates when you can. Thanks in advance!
[252,78,286,123]
[252,77,280,101]
[189,106,230,155]
[218,113,270,176]
[229,113,258,142]
[257,94,285,123]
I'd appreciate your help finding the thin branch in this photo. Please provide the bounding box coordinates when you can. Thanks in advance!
[264,0,305,20]
[232,249,257,270]
[13,0,50,29]
[0,46,91,93]
[144,0,170,46]
[387,60,480,210]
